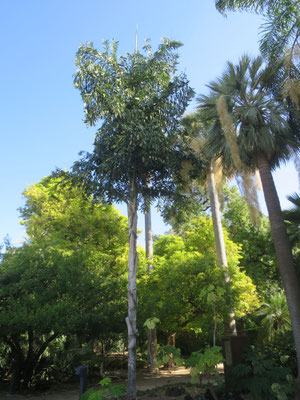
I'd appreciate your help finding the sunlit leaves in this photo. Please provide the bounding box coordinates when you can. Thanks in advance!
[139,217,258,335]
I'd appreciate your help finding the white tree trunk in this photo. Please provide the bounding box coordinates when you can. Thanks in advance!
[144,197,154,272]
[207,163,237,336]
[144,194,157,372]
[126,177,138,400]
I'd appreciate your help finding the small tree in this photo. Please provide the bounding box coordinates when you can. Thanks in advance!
[139,218,259,346]
[74,38,193,399]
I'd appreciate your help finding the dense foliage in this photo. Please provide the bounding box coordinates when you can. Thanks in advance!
[73,39,195,204]
[139,216,258,346]
[2,2,300,397]
[0,174,128,390]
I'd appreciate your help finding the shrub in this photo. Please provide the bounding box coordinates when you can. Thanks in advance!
[230,347,294,400]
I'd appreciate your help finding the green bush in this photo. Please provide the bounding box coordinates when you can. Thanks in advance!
[230,347,294,400]
[80,378,126,400]
[185,346,223,384]
[263,330,297,376]
[156,345,184,368]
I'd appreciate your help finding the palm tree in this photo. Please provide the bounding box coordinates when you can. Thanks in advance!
[206,162,238,336]
[256,289,291,342]
[143,192,158,373]
[182,114,237,336]
[198,55,300,396]
[215,1,300,108]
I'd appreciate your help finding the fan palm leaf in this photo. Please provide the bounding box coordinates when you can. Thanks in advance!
[257,289,291,342]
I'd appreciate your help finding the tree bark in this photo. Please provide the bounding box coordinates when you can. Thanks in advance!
[167,333,176,369]
[207,163,237,336]
[144,197,154,273]
[147,328,157,373]
[126,176,138,400]
[7,332,60,392]
[256,152,300,398]
[144,193,157,373]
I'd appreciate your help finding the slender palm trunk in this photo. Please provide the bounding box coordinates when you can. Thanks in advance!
[207,163,237,336]
[257,152,300,398]
[126,176,138,400]
[144,197,154,273]
[144,195,157,373]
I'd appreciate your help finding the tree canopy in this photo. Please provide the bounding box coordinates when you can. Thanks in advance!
[0,173,129,390]
[73,39,195,204]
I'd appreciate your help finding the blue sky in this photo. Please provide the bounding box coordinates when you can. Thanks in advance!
[0,0,298,246]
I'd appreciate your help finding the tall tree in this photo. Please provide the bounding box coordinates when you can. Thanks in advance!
[143,194,157,373]
[206,162,237,335]
[180,114,238,335]
[198,55,300,397]
[1,174,128,391]
[73,39,193,399]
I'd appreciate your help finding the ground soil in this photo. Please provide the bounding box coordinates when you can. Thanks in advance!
[0,367,224,400]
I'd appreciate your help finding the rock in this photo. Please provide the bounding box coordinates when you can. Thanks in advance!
[165,385,186,396]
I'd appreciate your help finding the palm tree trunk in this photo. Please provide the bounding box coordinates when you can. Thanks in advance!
[144,197,154,273]
[207,163,237,336]
[126,176,138,400]
[144,195,157,373]
[256,152,300,398]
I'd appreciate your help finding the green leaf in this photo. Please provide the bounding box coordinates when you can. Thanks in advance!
[143,317,160,329]
[99,377,111,387]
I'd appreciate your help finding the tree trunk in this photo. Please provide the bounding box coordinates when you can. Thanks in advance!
[126,176,138,400]
[207,163,237,336]
[7,331,59,392]
[9,359,21,394]
[257,152,300,398]
[144,194,157,373]
[147,328,157,373]
[167,333,176,369]
[144,197,154,273]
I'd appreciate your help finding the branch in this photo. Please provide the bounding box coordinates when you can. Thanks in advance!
[34,333,59,362]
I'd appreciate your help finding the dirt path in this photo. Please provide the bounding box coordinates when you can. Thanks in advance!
[0,367,196,400]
